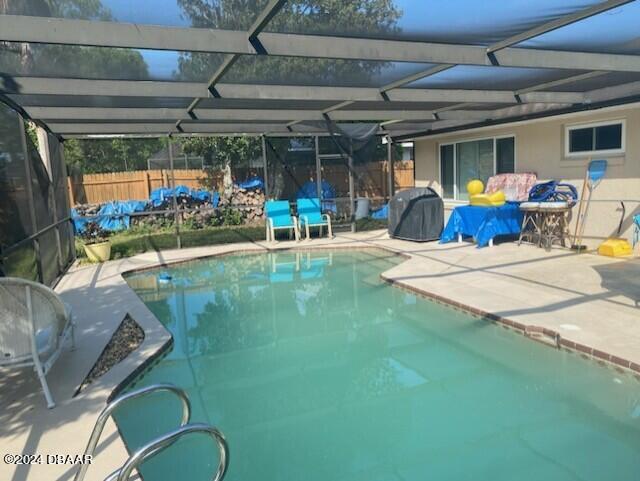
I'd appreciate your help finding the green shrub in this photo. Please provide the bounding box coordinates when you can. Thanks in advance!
[183,216,203,231]
[79,221,111,245]
[356,217,387,231]
[220,208,244,226]
[125,220,174,236]
[76,224,266,261]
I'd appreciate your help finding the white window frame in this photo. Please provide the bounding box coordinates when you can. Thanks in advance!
[438,134,516,201]
[564,119,625,158]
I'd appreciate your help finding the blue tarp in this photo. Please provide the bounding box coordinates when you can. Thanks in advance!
[210,191,220,208]
[440,202,523,248]
[236,176,264,190]
[72,200,147,233]
[74,184,218,233]
[371,203,389,219]
[296,180,336,200]
[296,180,337,213]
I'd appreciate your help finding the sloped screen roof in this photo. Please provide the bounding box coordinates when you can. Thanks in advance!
[1,0,639,139]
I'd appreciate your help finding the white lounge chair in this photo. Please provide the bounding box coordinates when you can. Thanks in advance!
[0,277,75,408]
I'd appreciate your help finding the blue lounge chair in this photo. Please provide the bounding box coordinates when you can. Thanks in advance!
[296,198,333,240]
[300,252,333,280]
[265,200,300,242]
[633,214,640,248]
[269,253,300,282]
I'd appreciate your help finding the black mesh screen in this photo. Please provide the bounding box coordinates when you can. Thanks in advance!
[0,101,74,284]
[48,134,74,268]
[26,135,55,232]
[0,103,33,247]
[2,242,38,281]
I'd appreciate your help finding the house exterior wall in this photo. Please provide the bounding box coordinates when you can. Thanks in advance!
[414,104,640,247]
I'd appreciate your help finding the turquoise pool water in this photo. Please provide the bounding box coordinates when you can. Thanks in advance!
[119,250,640,481]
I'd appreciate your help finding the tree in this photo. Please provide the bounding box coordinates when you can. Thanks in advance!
[177,0,401,84]
[2,1,404,196]
[175,0,401,198]
[180,136,261,192]
[0,1,160,175]
[0,0,109,18]
[64,137,166,174]
[1,1,148,83]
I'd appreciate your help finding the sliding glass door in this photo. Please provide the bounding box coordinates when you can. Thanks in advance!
[455,139,494,201]
[439,136,515,200]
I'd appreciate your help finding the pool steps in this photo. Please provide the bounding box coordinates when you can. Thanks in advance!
[73,383,228,481]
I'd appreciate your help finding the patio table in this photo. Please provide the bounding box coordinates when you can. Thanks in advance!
[440,202,523,248]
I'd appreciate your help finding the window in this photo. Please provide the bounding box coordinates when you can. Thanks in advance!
[496,137,515,174]
[439,136,515,200]
[565,120,624,156]
[401,142,414,161]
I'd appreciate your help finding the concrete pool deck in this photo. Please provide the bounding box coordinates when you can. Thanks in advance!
[1,230,639,481]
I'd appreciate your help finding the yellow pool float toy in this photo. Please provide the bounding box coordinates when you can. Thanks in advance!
[466,180,506,207]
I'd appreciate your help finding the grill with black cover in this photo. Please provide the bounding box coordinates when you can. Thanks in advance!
[388,188,444,241]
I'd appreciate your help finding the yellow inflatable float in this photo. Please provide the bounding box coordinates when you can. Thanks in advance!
[467,179,506,207]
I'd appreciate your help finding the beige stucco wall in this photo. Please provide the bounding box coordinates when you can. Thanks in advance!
[414,104,640,247]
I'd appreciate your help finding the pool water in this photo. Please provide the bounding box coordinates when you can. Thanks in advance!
[119,250,640,481]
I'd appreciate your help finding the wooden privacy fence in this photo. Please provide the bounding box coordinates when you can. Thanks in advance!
[333,160,414,198]
[393,161,415,192]
[67,162,414,206]
[277,160,414,200]
[67,169,221,205]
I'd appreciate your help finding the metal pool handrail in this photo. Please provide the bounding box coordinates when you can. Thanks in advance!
[104,423,228,481]
[74,383,191,481]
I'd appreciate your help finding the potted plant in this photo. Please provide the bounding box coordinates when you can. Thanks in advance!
[81,222,112,262]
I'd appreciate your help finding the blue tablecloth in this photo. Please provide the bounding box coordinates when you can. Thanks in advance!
[440,202,523,247]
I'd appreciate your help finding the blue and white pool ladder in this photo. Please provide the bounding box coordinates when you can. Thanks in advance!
[73,384,228,481]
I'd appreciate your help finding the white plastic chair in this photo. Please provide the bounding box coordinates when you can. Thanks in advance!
[0,277,76,408]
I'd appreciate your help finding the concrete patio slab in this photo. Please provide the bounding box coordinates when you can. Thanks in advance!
[1,231,639,481]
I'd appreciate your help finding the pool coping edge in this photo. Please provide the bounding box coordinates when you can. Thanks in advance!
[380,273,640,378]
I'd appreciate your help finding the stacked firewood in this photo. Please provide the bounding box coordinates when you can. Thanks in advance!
[180,207,217,228]
[72,185,266,231]
[217,185,265,223]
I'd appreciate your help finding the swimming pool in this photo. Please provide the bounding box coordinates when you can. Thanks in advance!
[119,249,640,481]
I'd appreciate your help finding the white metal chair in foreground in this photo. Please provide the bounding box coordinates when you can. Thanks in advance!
[0,277,76,408]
